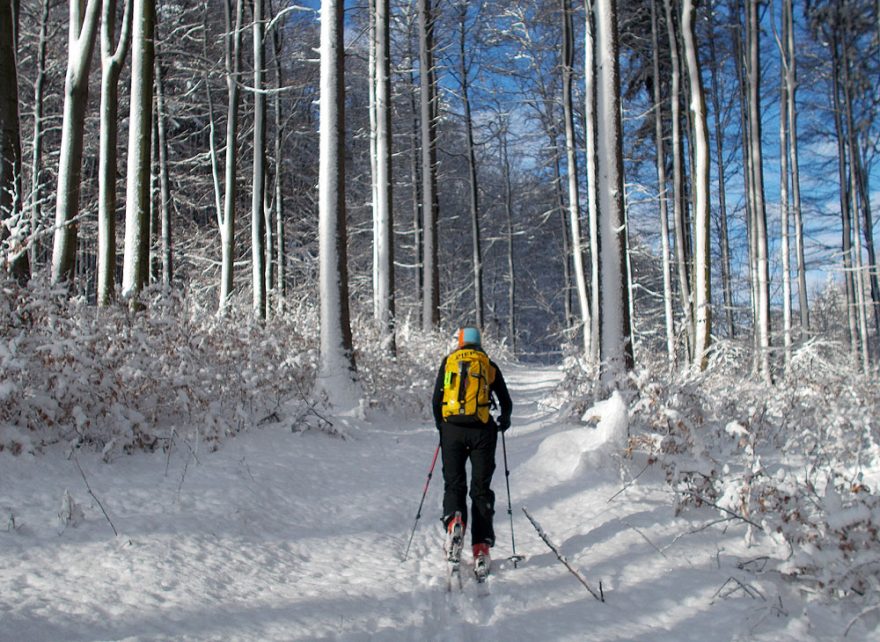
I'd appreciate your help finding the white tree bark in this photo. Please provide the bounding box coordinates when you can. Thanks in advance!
[585,0,600,362]
[251,0,267,318]
[783,0,808,330]
[418,0,439,330]
[27,0,50,271]
[122,0,155,301]
[650,0,676,367]
[458,1,484,329]
[663,0,694,360]
[219,0,243,312]
[779,76,792,371]
[561,0,592,358]
[595,0,633,383]
[746,0,771,382]
[375,0,396,353]
[51,0,101,284]
[318,0,358,403]
[681,0,711,371]
[97,0,133,306]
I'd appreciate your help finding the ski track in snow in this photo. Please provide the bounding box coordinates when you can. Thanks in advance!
[1,363,874,641]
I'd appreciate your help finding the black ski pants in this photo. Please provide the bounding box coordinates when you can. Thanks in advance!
[439,422,497,547]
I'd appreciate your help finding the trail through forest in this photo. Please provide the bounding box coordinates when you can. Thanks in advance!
[0,364,872,641]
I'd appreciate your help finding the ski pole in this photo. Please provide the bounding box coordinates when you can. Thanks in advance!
[402,443,441,562]
[501,429,524,568]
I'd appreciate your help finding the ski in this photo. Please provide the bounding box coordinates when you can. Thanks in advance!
[474,554,490,596]
[445,512,464,593]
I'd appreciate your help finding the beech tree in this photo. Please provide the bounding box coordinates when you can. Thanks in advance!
[595,0,633,381]
[97,0,133,306]
[650,0,676,365]
[681,0,711,370]
[251,0,267,318]
[418,0,440,330]
[121,0,155,301]
[318,0,357,401]
[561,0,592,358]
[50,0,100,284]
[374,0,395,352]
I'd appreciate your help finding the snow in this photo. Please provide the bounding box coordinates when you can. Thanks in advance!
[1,364,877,641]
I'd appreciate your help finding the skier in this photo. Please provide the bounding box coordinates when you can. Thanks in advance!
[432,326,513,580]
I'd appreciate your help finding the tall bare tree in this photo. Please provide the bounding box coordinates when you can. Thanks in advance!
[746,0,771,382]
[121,0,155,301]
[561,0,592,357]
[97,0,133,306]
[650,0,676,365]
[418,0,440,330]
[595,0,633,381]
[51,0,101,284]
[251,0,267,318]
[374,0,395,352]
[681,0,711,370]
[318,0,357,402]
[457,0,484,329]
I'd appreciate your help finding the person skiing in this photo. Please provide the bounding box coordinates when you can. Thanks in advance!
[432,326,513,580]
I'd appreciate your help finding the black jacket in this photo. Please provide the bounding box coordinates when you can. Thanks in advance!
[432,347,513,429]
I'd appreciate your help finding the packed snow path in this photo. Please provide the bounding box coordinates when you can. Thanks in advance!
[1,364,871,640]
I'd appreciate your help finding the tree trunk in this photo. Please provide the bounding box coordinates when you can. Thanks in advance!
[650,0,676,366]
[595,0,633,382]
[155,41,172,287]
[28,0,50,270]
[841,21,870,372]
[375,0,395,352]
[707,0,734,339]
[252,0,267,318]
[0,0,27,280]
[830,22,859,366]
[51,0,101,285]
[458,1,483,329]
[746,0,771,382]
[784,0,808,330]
[122,0,155,301]
[499,115,517,353]
[272,22,285,310]
[779,75,792,371]
[663,0,694,360]
[561,0,592,358]
[585,0,600,361]
[418,0,439,330]
[681,0,711,370]
[97,0,133,306]
[408,45,423,325]
[318,0,357,401]
[219,0,243,312]
[368,0,379,318]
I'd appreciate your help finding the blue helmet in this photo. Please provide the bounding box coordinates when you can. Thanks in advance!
[458,326,482,347]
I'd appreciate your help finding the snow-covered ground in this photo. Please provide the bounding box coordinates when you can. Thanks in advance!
[1,363,875,641]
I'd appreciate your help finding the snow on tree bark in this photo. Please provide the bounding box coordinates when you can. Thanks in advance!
[595,0,633,382]
[97,0,133,306]
[51,0,101,285]
[122,0,155,301]
[318,0,358,406]
[681,0,711,371]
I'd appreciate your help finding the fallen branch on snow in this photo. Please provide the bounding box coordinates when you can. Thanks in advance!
[522,507,604,602]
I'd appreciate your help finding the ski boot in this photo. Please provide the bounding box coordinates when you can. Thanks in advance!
[473,543,491,583]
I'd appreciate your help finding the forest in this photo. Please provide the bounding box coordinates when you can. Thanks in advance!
[2,0,880,637]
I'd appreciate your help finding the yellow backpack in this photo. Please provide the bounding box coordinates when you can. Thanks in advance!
[441,349,495,424]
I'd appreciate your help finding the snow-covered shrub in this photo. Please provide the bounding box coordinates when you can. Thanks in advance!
[0,276,318,455]
[624,337,880,600]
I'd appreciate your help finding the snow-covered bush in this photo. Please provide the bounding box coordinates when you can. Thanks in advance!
[0,276,318,456]
[621,338,880,600]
